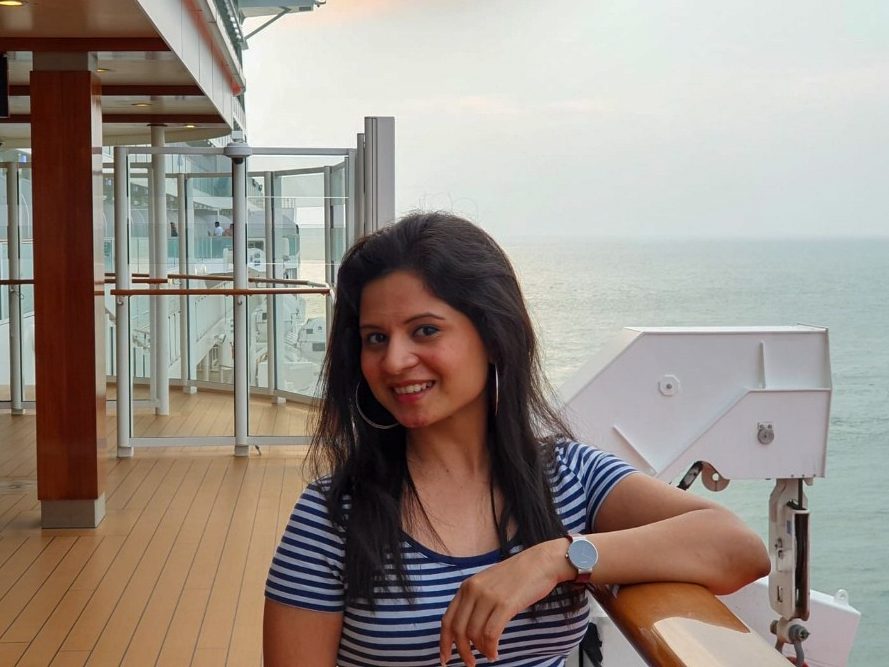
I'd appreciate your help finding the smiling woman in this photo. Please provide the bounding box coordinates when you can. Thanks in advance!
[262,212,770,667]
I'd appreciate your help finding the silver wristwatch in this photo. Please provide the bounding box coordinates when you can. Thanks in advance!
[566,534,599,583]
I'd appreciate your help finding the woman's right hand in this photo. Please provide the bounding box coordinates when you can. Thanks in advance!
[439,539,571,666]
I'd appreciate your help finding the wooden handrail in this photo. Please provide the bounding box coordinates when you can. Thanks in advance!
[167,272,328,288]
[103,277,168,285]
[103,272,330,289]
[166,272,234,282]
[109,287,330,296]
[591,582,791,666]
[0,279,35,285]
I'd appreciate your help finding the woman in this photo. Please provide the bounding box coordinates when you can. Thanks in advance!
[264,212,769,666]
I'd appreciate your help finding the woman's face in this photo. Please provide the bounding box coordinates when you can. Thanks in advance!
[359,270,490,431]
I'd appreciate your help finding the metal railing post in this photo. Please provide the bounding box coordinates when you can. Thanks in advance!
[355,133,365,239]
[150,125,170,415]
[6,163,24,414]
[177,172,195,394]
[345,149,357,248]
[226,140,252,456]
[363,116,395,232]
[263,171,280,400]
[323,165,333,286]
[114,147,133,457]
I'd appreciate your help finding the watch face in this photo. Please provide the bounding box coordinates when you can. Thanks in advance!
[568,538,599,570]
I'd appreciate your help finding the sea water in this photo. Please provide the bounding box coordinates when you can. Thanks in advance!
[503,236,888,667]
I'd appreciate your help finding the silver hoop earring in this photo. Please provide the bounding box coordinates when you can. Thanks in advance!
[493,364,500,417]
[355,383,399,430]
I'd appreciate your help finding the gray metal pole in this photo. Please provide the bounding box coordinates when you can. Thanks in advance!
[363,116,396,232]
[146,163,157,406]
[355,133,366,239]
[184,175,198,384]
[225,141,252,456]
[6,163,23,414]
[114,147,133,457]
[346,149,357,249]
[263,171,279,399]
[150,125,170,415]
[323,166,333,286]
[177,173,195,394]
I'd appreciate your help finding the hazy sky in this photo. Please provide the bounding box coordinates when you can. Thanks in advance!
[243,1,889,239]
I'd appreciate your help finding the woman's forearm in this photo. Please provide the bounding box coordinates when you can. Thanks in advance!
[542,508,770,595]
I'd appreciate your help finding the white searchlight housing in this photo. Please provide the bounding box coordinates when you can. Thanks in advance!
[558,326,830,483]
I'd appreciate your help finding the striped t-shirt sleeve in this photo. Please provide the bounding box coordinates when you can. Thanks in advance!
[265,482,346,612]
[561,441,637,532]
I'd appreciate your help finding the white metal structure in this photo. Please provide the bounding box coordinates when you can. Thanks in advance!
[560,326,860,666]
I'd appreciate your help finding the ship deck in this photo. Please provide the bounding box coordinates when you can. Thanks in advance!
[0,390,313,666]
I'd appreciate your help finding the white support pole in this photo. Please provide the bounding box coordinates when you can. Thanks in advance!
[6,163,24,414]
[225,141,252,456]
[177,173,195,394]
[114,147,133,457]
[345,149,357,249]
[184,176,198,384]
[263,171,279,399]
[150,125,170,415]
[355,133,365,239]
[363,116,396,232]
[323,166,333,286]
[146,165,157,405]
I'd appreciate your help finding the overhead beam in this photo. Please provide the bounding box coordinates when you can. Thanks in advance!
[1,113,225,124]
[2,38,169,52]
[9,84,204,97]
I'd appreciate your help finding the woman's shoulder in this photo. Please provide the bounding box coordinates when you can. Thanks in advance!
[549,439,637,489]
[287,476,352,533]
[548,439,637,531]
[552,439,610,468]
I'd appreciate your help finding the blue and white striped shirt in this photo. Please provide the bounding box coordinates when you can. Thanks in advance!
[266,441,635,666]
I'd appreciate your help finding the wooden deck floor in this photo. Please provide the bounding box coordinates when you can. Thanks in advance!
[0,391,314,666]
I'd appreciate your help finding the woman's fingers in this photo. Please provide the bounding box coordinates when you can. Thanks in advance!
[442,589,478,666]
[464,594,499,661]
[440,544,563,665]
[477,604,514,662]
[439,589,457,665]
[440,578,506,665]
[440,588,471,665]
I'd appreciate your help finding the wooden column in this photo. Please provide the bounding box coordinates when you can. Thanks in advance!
[30,52,106,528]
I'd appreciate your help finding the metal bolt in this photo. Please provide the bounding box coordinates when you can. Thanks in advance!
[659,375,680,396]
[757,422,774,444]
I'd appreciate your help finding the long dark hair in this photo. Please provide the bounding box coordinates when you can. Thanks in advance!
[309,211,579,611]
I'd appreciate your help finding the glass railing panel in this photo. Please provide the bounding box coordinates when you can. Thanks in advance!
[131,287,235,438]
[250,289,326,436]
[128,167,152,276]
[274,291,327,398]
[276,170,326,284]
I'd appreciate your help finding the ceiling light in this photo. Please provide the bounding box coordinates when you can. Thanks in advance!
[132,102,151,108]
[96,67,110,73]
[185,124,196,129]
[0,1,27,6]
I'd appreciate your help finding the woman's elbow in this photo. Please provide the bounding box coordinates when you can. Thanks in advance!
[710,526,771,595]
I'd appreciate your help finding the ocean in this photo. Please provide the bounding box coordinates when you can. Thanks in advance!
[503,236,888,667]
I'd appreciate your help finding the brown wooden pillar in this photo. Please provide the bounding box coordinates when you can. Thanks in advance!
[30,52,106,528]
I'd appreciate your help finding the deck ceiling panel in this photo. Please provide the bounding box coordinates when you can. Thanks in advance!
[0,0,241,148]
[0,0,156,38]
